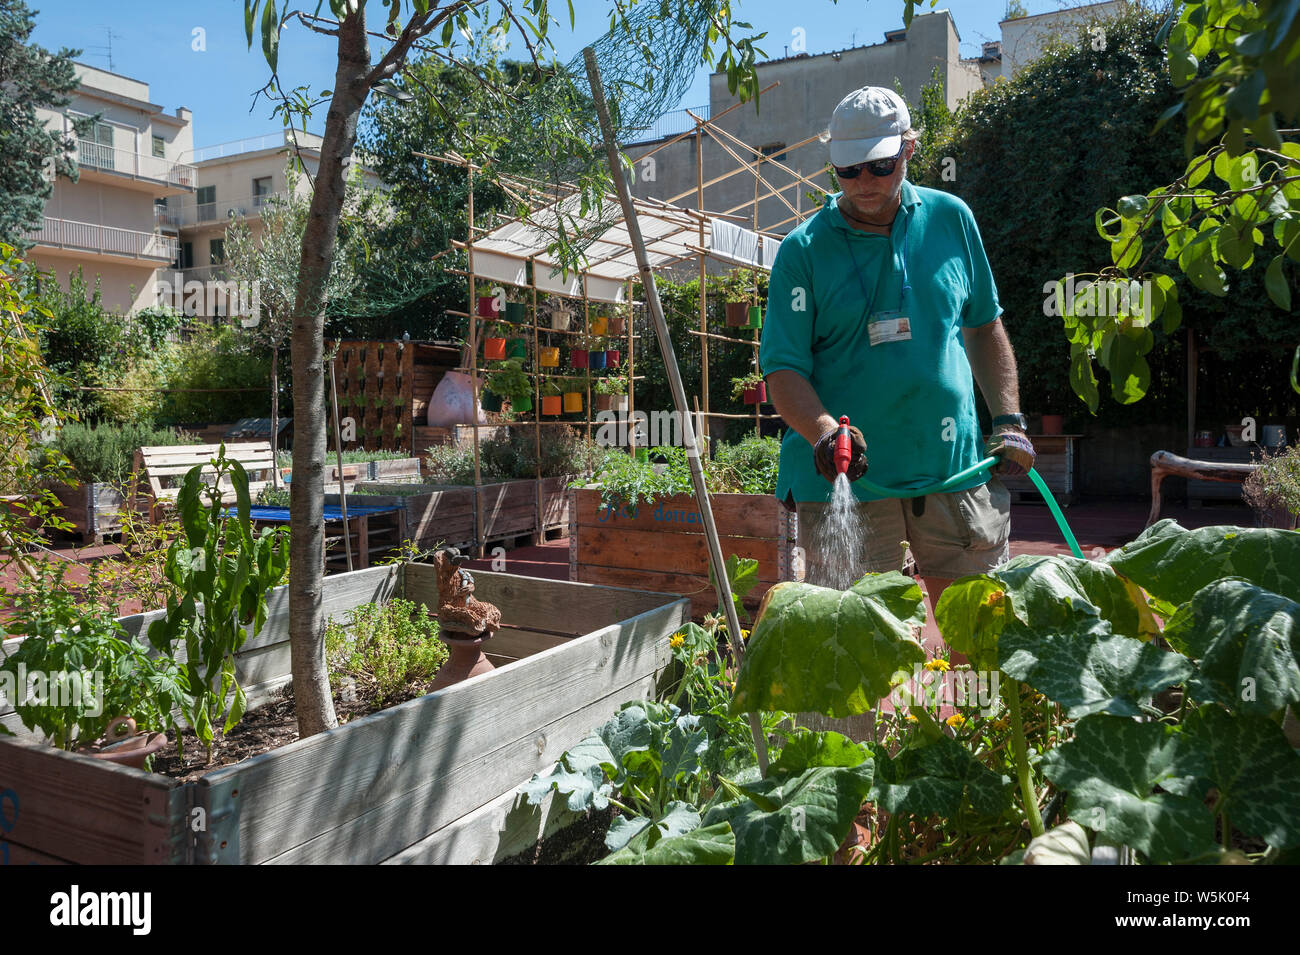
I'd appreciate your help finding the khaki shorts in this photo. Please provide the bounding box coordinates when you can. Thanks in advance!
[796,475,1010,582]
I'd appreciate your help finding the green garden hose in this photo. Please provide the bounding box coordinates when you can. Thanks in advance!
[857,457,1085,560]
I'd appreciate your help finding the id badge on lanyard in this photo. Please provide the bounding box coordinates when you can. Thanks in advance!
[845,212,912,347]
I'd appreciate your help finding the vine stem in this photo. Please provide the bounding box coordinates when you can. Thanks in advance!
[1005,678,1045,839]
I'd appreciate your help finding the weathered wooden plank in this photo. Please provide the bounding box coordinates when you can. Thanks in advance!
[378,672,661,865]
[195,594,686,864]
[577,526,779,578]
[405,565,677,634]
[572,489,784,539]
[486,627,573,658]
[0,734,185,864]
[574,564,772,618]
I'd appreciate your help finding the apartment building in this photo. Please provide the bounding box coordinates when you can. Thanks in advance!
[27,63,195,313]
[627,2,1131,235]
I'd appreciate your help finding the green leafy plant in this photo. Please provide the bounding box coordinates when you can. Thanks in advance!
[594,375,627,396]
[0,562,190,752]
[729,371,764,400]
[483,358,531,404]
[52,422,199,485]
[147,446,290,761]
[1243,444,1300,523]
[324,598,448,708]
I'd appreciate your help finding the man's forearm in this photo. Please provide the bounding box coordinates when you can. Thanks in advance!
[963,319,1021,421]
[766,369,837,446]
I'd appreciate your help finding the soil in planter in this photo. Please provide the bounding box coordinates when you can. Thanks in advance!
[151,680,430,782]
[498,806,615,865]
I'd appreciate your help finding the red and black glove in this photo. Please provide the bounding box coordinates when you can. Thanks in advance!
[813,424,867,482]
[987,429,1035,476]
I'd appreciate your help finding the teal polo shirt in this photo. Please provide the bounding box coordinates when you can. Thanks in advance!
[759,181,1003,503]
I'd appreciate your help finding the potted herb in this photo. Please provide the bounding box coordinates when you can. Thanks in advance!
[549,300,573,331]
[1243,444,1300,529]
[482,321,507,361]
[594,375,628,413]
[541,379,563,416]
[588,335,608,371]
[732,372,767,405]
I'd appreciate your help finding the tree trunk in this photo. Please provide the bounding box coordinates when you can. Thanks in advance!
[270,349,280,489]
[288,8,373,738]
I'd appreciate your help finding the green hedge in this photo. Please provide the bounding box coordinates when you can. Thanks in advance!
[52,422,200,485]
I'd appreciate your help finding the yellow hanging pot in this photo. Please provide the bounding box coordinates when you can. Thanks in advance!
[563,391,583,413]
[539,346,560,367]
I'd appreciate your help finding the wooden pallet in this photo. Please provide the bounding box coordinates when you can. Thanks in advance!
[133,442,275,522]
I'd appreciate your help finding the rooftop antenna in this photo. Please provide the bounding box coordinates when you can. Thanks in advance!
[87,26,123,72]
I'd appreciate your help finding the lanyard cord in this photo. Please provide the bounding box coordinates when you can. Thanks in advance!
[842,206,911,317]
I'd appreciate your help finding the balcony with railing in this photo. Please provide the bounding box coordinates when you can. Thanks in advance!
[171,191,288,228]
[29,216,179,262]
[75,139,197,190]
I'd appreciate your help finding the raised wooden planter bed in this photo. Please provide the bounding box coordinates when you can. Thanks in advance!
[48,480,125,544]
[569,487,798,619]
[0,563,687,864]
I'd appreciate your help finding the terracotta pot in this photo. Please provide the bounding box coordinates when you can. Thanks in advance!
[563,391,583,413]
[607,315,626,336]
[743,383,766,404]
[606,349,620,368]
[550,310,572,331]
[595,394,613,412]
[588,350,607,371]
[431,637,495,691]
[539,346,560,367]
[570,348,588,369]
[725,301,749,327]
[506,337,527,359]
[82,717,169,771]
[484,337,506,361]
[476,295,499,318]
[1041,414,1064,435]
[542,394,562,415]
[591,315,609,335]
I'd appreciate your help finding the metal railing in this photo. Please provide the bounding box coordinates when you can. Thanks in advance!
[75,139,197,188]
[29,216,179,261]
[624,104,710,144]
[169,191,288,227]
[186,133,293,163]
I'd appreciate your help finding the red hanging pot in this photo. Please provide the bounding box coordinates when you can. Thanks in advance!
[606,349,620,368]
[477,295,499,318]
[743,382,766,405]
[570,348,588,369]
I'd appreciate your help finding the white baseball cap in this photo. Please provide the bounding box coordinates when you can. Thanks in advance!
[827,87,911,167]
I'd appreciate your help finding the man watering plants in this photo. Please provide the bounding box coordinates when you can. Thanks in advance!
[760,86,1034,633]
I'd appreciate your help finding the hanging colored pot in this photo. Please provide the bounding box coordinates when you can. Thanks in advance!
[512,393,533,413]
[506,337,527,359]
[477,295,499,318]
[595,394,613,412]
[588,350,607,371]
[480,390,503,412]
[726,302,749,327]
[743,382,767,405]
[607,315,626,336]
[611,394,629,413]
[591,315,608,335]
[606,349,620,368]
[747,305,764,329]
[539,346,560,367]
[505,301,528,324]
[551,310,572,331]
[542,394,562,415]
[484,337,506,361]
[571,348,588,369]
[563,391,583,413]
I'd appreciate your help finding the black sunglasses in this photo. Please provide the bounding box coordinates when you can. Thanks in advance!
[835,144,906,179]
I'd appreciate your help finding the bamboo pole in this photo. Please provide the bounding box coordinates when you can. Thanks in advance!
[583,47,767,774]
[468,163,485,557]
[697,115,710,447]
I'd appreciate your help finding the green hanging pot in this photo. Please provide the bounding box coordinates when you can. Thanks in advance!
[505,301,528,324]
[506,337,528,359]
[512,393,533,413]
[747,305,764,328]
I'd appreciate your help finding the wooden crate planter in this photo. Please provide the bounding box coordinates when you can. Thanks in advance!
[331,485,478,551]
[569,488,798,619]
[330,340,461,456]
[48,481,126,544]
[0,564,688,864]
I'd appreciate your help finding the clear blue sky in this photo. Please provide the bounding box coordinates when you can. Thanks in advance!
[29,0,1068,150]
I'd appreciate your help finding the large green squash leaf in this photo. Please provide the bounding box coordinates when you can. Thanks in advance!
[934,574,1009,671]
[604,801,702,853]
[597,821,735,865]
[702,761,875,865]
[868,734,1013,819]
[1040,715,1216,863]
[1162,578,1300,716]
[1178,707,1300,850]
[1105,521,1300,606]
[518,734,616,812]
[771,730,868,777]
[731,573,926,717]
[998,618,1194,718]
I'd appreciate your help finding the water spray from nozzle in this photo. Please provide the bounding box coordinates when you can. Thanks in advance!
[834,415,852,476]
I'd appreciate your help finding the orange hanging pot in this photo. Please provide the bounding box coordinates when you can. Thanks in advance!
[591,315,609,335]
[483,337,506,361]
[541,394,562,415]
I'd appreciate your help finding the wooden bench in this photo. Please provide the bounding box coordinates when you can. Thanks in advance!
[1147,449,1259,526]
[133,442,276,522]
